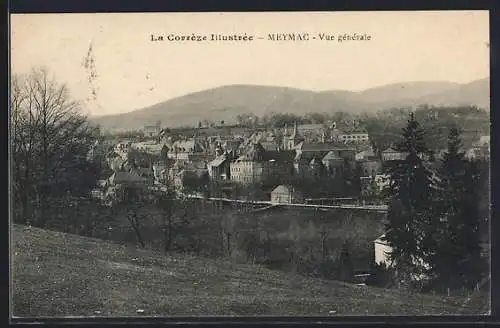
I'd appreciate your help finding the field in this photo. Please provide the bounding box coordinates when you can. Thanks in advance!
[42,200,387,277]
[11,224,489,317]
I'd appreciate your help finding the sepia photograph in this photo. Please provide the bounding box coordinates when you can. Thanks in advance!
[10,11,491,318]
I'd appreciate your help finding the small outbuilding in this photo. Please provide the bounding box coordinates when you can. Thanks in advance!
[374,234,393,266]
[374,233,430,281]
[270,185,304,204]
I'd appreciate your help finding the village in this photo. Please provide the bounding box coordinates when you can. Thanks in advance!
[10,10,493,318]
[86,118,490,269]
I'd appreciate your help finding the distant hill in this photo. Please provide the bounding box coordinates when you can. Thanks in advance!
[91,78,489,131]
[412,78,490,110]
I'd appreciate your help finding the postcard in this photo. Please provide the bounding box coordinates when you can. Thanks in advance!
[10,11,490,319]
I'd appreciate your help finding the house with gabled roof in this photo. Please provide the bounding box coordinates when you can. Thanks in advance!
[229,142,294,186]
[271,184,304,204]
[322,150,345,177]
[108,171,149,186]
[207,154,231,181]
[168,137,206,160]
[339,130,369,143]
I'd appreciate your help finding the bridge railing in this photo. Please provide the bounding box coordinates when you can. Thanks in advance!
[184,194,388,212]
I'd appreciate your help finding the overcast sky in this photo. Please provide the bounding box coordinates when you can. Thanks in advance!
[11,11,489,117]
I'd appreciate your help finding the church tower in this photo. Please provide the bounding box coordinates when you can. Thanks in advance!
[282,121,303,150]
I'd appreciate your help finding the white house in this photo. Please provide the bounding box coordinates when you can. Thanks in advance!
[381,147,407,162]
[374,233,431,281]
[339,132,369,143]
[374,234,392,266]
[270,185,304,204]
[207,155,230,181]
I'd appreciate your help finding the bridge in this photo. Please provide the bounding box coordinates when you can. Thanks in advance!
[185,195,388,213]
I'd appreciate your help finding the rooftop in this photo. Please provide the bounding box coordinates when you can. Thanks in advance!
[109,171,148,184]
[322,151,344,161]
[272,184,301,194]
[208,155,228,168]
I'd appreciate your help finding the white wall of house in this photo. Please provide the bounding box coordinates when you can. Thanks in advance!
[168,152,190,160]
[374,241,393,266]
[382,152,406,162]
[230,161,272,185]
[340,133,369,143]
[374,238,431,281]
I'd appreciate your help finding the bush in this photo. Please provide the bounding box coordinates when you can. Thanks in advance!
[365,262,396,288]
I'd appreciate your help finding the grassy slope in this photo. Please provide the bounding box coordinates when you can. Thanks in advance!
[11,224,489,317]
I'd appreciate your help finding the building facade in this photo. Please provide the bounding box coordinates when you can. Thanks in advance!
[168,138,206,161]
[374,234,392,266]
[339,132,369,143]
[144,121,161,138]
[207,155,230,181]
[229,143,293,185]
[381,147,407,162]
[271,185,304,204]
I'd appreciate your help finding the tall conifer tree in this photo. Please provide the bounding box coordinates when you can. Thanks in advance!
[432,127,483,289]
[383,112,436,282]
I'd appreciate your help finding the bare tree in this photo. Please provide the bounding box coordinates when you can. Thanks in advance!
[320,229,329,262]
[11,74,34,223]
[126,209,146,248]
[220,212,237,256]
[157,189,176,252]
[11,67,100,226]
[155,188,192,253]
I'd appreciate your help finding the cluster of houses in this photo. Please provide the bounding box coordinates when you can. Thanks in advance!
[89,119,490,208]
[85,120,490,282]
